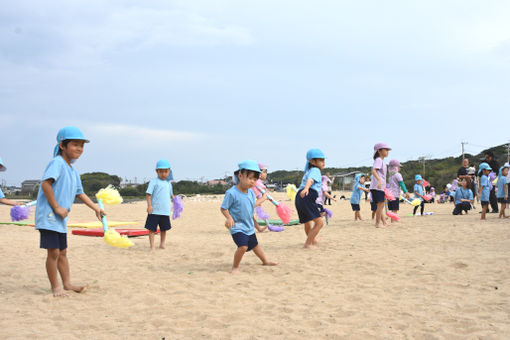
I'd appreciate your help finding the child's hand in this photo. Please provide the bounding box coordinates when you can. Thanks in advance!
[54,206,68,219]
[300,188,309,198]
[262,193,268,201]
[405,192,410,199]
[377,182,382,190]
[225,216,235,229]
[95,208,105,221]
[147,206,153,214]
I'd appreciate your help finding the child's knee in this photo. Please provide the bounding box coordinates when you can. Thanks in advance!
[237,246,248,252]
[47,249,60,260]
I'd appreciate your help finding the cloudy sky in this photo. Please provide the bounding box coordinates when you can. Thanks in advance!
[1,0,509,186]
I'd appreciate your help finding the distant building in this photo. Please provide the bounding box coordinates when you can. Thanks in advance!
[206,180,228,186]
[21,180,41,193]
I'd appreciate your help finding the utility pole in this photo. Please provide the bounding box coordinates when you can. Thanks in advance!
[418,157,426,177]
[461,141,468,160]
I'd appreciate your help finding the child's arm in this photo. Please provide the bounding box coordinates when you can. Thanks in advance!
[146,194,153,214]
[360,187,370,193]
[220,208,234,230]
[371,169,382,189]
[254,193,268,207]
[323,191,336,201]
[76,193,104,221]
[253,216,267,232]
[505,182,508,199]
[300,178,314,198]
[41,179,68,219]
[0,198,23,206]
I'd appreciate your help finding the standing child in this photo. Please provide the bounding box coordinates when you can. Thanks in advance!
[221,160,278,273]
[452,177,474,215]
[350,174,369,221]
[0,157,23,206]
[413,175,428,216]
[295,148,326,249]
[478,163,492,220]
[145,159,175,251]
[250,163,270,232]
[370,143,391,228]
[387,159,410,218]
[35,127,104,297]
[317,175,336,217]
[496,165,509,218]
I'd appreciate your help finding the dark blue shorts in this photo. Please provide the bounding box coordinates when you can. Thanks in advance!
[318,204,325,213]
[497,198,508,203]
[351,203,360,211]
[370,189,385,203]
[481,201,489,207]
[145,214,171,232]
[39,229,67,250]
[295,189,321,223]
[370,201,377,211]
[232,232,258,251]
[388,200,400,211]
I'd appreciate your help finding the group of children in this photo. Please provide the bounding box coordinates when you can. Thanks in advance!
[1,129,509,290]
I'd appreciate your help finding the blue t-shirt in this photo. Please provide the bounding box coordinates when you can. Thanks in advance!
[455,188,473,204]
[146,178,173,216]
[0,187,4,199]
[480,175,490,202]
[496,176,508,198]
[298,167,322,194]
[35,156,84,233]
[221,186,256,235]
[350,183,364,204]
[414,183,424,201]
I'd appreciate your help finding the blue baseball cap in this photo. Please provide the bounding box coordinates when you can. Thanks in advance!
[155,159,174,180]
[477,162,492,175]
[0,157,6,172]
[354,173,365,182]
[305,148,326,171]
[415,174,423,181]
[53,126,90,157]
[233,160,261,185]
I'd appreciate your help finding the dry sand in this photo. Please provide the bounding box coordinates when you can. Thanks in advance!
[1,192,509,339]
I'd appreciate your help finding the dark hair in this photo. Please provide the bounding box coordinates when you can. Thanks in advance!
[239,169,260,179]
[57,140,71,155]
[485,151,494,158]
[373,150,380,160]
[462,177,472,186]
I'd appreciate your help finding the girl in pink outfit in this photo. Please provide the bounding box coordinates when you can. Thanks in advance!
[370,143,391,228]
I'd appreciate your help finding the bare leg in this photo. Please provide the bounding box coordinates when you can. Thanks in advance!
[375,202,386,227]
[159,230,166,249]
[371,211,376,220]
[232,246,247,274]
[149,232,156,251]
[304,217,324,249]
[46,249,67,297]
[481,206,487,220]
[252,245,279,266]
[58,249,86,293]
[304,221,312,236]
[358,211,363,221]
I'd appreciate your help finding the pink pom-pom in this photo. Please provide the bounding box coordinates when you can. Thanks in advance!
[386,211,400,221]
[423,194,432,202]
[171,196,184,220]
[276,202,292,225]
[256,206,270,220]
[10,205,30,221]
[384,188,396,201]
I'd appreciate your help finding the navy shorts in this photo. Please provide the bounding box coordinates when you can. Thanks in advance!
[295,189,321,223]
[370,189,385,203]
[145,214,171,232]
[232,232,258,251]
[318,204,325,214]
[481,201,489,207]
[370,201,377,211]
[388,200,400,211]
[39,229,67,250]
[351,203,360,211]
[497,198,508,203]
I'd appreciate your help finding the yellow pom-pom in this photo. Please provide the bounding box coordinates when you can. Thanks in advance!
[411,199,421,206]
[286,184,297,201]
[104,229,133,249]
[95,185,123,205]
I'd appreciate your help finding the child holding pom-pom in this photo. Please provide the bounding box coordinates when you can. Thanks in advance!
[0,157,23,207]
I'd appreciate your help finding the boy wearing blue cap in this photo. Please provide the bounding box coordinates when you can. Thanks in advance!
[35,127,104,297]
[221,160,278,274]
[295,149,326,249]
[145,159,175,251]
[0,157,23,206]
[350,174,369,221]
[478,163,492,220]
[413,175,428,216]
[496,165,509,219]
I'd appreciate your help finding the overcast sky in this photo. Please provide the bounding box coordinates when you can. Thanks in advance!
[1,0,509,186]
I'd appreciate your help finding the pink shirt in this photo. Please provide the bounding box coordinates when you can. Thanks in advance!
[316,181,329,205]
[388,172,403,198]
[252,179,266,198]
[369,157,387,191]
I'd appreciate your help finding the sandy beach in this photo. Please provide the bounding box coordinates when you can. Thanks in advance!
[1,192,509,339]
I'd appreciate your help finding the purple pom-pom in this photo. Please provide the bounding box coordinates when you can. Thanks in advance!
[172,196,184,220]
[10,205,30,221]
[256,206,270,220]
[324,208,333,219]
[268,224,284,232]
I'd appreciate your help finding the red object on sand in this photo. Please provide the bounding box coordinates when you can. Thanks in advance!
[72,228,157,237]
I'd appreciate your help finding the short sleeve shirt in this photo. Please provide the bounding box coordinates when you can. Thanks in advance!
[221,186,256,235]
[298,167,322,194]
[414,183,424,201]
[455,188,473,204]
[35,156,84,233]
[496,176,508,198]
[369,158,387,191]
[457,167,468,178]
[316,180,329,205]
[350,183,364,204]
[146,178,173,216]
[388,172,403,198]
[480,175,490,201]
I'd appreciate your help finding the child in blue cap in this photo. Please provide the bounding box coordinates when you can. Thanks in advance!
[496,164,509,219]
[413,175,427,216]
[478,163,492,220]
[350,174,369,221]
[35,127,104,297]
[295,149,326,249]
[221,160,278,274]
[145,159,175,251]
[0,157,23,206]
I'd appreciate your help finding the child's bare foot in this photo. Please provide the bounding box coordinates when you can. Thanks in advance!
[262,261,279,266]
[375,224,385,228]
[231,267,240,274]
[303,244,318,250]
[159,245,166,249]
[312,237,322,245]
[52,287,69,297]
[64,283,87,293]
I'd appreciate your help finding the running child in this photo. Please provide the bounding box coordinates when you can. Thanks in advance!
[350,173,369,221]
[221,160,278,273]
[145,159,175,250]
[295,148,326,249]
[387,159,410,219]
[496,164,509,218]
[370,143,390,228]
[452,177,474,215]
[0,157,23,206]
[478,163,492,220]
[35,127,104,297]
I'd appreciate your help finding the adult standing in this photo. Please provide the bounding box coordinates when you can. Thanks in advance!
[483,151,499,213]
[457,158,470,180]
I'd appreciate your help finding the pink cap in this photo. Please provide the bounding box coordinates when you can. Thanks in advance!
[258,163,267,170]
[373,142,391,156]
[389,159,400,168]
